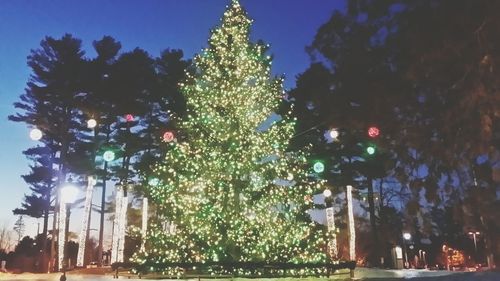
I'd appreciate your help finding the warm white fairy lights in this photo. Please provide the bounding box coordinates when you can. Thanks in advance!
[133,0,329,272]
[111,185,123,264]
[57,201,66,271]
[141,197,148,250]
[77,176,96,267]
[118,193,128,262]
[325,207,337,259]
[58,183,79,271]
[346,185,355,261]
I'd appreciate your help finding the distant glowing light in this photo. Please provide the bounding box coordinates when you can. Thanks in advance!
[29,128,42,141]
[60,183,79,204]
[323,189,332,198]
[87,118,97,129]
[366,146,376,155]
[163,131,175,142]
[103,150,115,162]
[403,232,412,240]
[329,128,339,139]
[367,126,380,138]
[313,162,325,173]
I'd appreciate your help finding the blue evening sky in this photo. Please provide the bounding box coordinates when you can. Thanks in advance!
[0,0,343,239]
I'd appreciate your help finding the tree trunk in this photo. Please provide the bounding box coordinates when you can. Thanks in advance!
[367,176,380,267]
[97,161,107,267]
[50,133,69,272]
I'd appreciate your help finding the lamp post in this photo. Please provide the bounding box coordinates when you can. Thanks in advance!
[58,182,79,278]
[468,231,480,263]
[402,232,411,269]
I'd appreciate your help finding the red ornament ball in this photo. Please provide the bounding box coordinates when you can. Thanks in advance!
[125,114,134,122]
[367,126,380,138]
[163,131,175,142]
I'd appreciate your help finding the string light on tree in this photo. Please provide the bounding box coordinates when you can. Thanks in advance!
[111,184,125,264]
[314,161,325,173]
[323,189,332,198]
[133,0,329,274]
[148,177,160,187]
[103,150,115,162]
[328,128,339,140]
[87,118,97,129]
[366,145,376,155]
[77,176,96,267]
[367,126,380,138]
[323,188,337,259]
[57,182,79,271]
[162,131,175,142]
[346,185,355,261]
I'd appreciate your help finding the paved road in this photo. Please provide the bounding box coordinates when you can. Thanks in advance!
[0,269,498,280]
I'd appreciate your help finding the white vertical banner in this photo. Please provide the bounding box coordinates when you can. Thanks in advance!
[141,197,148,250]
[117,194,128,262]
[57,201,66,271]
[347,185,356,261]
[111,185,123,264]
[77,176,96,267]
[326,206,338,259]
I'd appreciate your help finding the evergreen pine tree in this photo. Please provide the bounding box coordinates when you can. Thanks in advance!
[135,0,328,270]
[13,145,55,238]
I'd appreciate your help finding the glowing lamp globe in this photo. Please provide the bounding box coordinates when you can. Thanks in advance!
[313,162,325,173]
[329,128,339,139]
[103,150,115,162]
[87,118,97,129]
[162,131,175,142]
[125,114,134,122]
[403,232,412,240]
[367,126,380,138]
[323,189,332,198]
[61,183,79,204]
[366,146,376,155]
[29,128,43,141]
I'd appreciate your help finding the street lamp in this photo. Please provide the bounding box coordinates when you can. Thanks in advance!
[59,182,79,278]
[402,232,412,269]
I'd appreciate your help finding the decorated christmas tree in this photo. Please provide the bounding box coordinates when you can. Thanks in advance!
[134,0,331,271]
